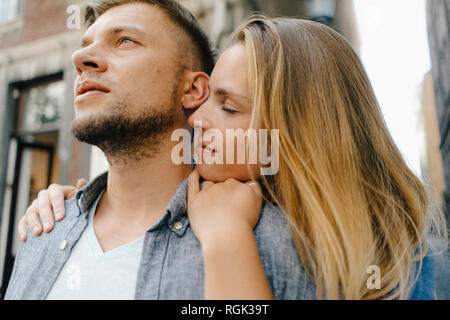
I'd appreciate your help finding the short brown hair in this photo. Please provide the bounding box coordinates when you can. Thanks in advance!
[84,0,216,75]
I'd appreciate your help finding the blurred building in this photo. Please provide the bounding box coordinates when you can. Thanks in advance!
[0,0,360,297]
[422,0,450,300]
[419,71,446,208]
[426,0,450,224]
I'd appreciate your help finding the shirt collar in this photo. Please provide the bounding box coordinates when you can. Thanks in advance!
[75,171,190,236]
[75,171,108,216]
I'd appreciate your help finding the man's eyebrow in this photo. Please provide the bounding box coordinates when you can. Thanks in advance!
[79,25,146,47]
[109,25,146,36]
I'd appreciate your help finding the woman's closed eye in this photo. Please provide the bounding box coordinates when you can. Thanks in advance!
[222,106,237,114]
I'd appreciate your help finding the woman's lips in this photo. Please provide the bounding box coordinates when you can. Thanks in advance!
[195,144,216,157]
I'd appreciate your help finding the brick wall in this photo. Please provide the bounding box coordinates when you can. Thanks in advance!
[0,0,68,50]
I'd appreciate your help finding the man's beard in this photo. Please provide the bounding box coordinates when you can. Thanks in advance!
[70,96,177,165]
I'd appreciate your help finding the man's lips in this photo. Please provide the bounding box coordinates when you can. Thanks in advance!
[76,81,110,97]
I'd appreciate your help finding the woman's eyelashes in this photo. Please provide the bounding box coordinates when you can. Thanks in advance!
[221,106,237,114]
[220,101,238,114]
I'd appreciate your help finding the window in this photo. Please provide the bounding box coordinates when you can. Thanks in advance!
[305,0,336,25]
[16,79,65,133]
[0,0,19,25]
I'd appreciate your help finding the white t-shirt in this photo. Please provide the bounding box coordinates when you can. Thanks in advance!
[46,191,144,300]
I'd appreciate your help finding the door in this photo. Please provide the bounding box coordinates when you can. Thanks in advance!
[0,138,55,297]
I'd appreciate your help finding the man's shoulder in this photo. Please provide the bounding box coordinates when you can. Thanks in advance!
[254,202,299,265]
[16,197,79,259]
[63,197,80,219]
[5,197,83,299]
[254,202,316,299]
[255,202,291,239]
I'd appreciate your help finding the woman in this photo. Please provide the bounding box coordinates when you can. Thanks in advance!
[19,14,447,299]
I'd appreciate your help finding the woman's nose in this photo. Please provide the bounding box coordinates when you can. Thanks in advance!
[188,105,212,130]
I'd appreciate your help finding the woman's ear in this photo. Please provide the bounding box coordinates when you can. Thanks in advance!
[181,72,210,110]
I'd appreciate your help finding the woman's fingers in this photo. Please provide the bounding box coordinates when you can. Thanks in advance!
[25,199,43,236]
[202,181,215,190]
[54,180,87,221]
[76,178,88,190]
[246,180,262,198]
[188,170,201,202]
[19,181,81,241]
[37,190,55,233]
[188,170,216,201]
[48,184,67,222]
[18,216,28,242]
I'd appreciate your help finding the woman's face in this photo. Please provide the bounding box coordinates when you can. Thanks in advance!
[188,44,259,182]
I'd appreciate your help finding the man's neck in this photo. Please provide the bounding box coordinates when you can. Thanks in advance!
[93,140,193,252]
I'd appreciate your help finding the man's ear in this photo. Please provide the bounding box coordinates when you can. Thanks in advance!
[181,72,210,110]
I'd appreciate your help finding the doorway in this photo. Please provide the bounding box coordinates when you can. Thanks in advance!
[0,75,63,298]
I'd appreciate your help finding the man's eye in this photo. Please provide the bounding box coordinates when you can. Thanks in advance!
[222,107,237,114]
[118,37,134,45]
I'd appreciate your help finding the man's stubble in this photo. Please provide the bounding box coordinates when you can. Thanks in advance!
[70,74,182,165]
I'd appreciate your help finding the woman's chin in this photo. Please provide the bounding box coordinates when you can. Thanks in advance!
[196,163,255,182]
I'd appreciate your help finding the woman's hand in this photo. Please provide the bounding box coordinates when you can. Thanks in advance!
[18,179,88,242]
[187,170,263,246]
[187,170,273,300]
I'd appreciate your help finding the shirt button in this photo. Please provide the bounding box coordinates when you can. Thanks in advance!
[60,240,68,250]
[173,221,183,230]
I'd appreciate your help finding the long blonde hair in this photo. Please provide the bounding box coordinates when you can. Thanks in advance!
[232,14,447,299]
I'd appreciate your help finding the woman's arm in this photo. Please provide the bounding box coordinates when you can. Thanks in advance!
[202,226,273,299]
[188,170,273,300]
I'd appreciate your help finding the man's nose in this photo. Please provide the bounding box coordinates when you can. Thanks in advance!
[71,44,107,75]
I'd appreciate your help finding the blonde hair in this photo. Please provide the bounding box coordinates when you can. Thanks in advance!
[232,14,448,299]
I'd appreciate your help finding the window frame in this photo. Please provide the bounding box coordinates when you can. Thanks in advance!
[0,0,21,26]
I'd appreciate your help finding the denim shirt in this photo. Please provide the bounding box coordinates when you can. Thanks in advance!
[409,246,435,300]
[5,171,316,300]
[4,171,435,300]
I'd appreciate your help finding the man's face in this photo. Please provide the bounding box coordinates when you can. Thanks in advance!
[70,3,186,160]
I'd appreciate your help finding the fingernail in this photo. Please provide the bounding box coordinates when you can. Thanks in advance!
[33,226,40,233]
[55,213,62,220]
[44,222,51,231]
[20,232,25,240]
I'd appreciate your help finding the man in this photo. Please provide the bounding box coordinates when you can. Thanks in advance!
[5,0,315,299]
